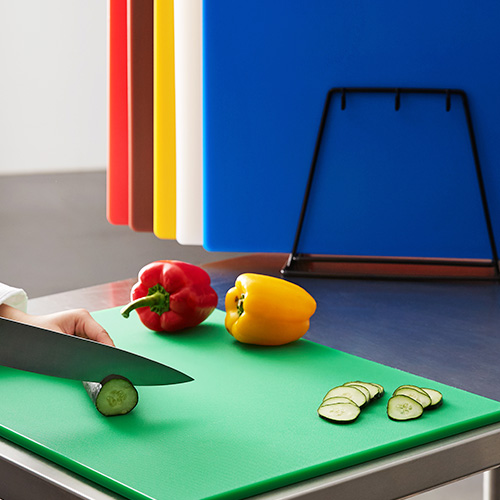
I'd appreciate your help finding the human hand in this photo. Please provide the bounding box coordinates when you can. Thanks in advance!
[0,304,115,346]
[27,309,115,346]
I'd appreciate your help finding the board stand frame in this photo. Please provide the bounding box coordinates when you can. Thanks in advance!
[281,87,500,281]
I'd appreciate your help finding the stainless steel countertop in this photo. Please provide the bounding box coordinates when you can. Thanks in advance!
[3,254,500,499]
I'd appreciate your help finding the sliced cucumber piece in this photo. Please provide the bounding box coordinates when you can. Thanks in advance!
[393,386,431,409]
[387,395,424,421]
[318,402,361,423]
[370,382,385,398]
[343,383,371,402]
[83,375,139,417]
[321,396,359,407]
[323,386,367,408]
[394,385,429,397]
[420,388,443,409]
[344,381,380,400]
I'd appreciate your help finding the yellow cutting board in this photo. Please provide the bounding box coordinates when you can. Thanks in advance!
[153,0,176,239]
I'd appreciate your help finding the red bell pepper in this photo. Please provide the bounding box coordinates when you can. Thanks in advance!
[120,260,218,332]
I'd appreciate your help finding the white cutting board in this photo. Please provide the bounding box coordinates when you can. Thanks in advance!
[173,0,203,245]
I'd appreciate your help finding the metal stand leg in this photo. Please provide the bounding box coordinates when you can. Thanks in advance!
[484,468,500,500]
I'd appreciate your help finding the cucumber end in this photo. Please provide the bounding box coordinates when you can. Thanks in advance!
[84,375,139,417]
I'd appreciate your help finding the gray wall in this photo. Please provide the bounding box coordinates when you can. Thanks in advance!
[0,0,107,174]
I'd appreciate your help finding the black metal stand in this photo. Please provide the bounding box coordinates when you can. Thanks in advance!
[281,87,500,281]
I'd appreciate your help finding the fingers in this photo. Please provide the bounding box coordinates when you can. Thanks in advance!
[7,308,116,347]
[72,309,115,347]
[85,322,116,347]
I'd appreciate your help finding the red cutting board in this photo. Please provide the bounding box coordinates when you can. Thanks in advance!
[127,0,154,232]
[1,308,500,500]
[106,0,129,226]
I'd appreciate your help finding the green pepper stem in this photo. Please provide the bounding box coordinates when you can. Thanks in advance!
[236,294,245,316]
[121,284,170,318]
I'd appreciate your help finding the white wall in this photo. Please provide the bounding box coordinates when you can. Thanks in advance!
[0,0,107,174]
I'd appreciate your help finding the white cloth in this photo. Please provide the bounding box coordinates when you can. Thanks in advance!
[0,282,28,313]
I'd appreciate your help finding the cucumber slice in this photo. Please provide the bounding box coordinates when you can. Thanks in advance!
[387,395,424,421]
[370,382,385,398]
[323,386,367,408]
[318,402,361,423]
[394,385,429,396]
[393,386,431,409]
[420,388,443,409]
[321,396,359,407]
[83,375,139,417]
[343,383,371,402]
[344,381,380,400]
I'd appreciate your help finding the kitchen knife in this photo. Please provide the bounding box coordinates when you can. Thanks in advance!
[0,316,193,386]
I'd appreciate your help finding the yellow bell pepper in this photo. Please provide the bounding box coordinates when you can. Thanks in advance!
[224,273,317,346]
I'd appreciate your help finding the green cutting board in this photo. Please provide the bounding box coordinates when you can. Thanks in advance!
[1,308,500,500]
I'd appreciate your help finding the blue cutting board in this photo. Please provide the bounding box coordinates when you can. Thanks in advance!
[1,308,500,499]
[203,0,500,257]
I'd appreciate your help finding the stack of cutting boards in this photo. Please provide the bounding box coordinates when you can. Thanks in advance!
[107,0,500,259]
